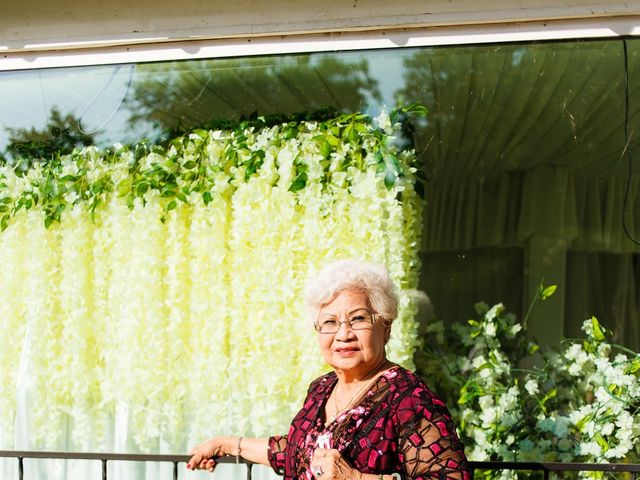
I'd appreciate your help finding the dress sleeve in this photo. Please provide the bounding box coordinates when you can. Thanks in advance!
[395,392,470,480]
[267,435,288,475]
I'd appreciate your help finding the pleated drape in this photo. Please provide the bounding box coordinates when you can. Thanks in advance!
[407,39,640,349]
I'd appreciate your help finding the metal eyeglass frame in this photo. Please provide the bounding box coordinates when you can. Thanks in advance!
[314,311,382,334]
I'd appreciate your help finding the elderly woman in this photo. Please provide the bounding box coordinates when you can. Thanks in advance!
[187,259,469,480]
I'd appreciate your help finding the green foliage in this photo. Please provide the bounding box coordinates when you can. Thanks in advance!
[415,286,640,477]
[2,108,96,169]
[0,106,427,231]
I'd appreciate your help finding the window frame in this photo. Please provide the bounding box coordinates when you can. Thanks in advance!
[1,16,640,72]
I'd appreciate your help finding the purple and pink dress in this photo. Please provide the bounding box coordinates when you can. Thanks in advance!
[267,365,470,480]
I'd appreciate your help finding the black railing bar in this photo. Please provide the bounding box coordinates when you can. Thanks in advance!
[18,456,23,480]
[0,450,190,462]
[3,452,639,474]
[0,450,245,464]
[102,459,107,480]
[173,461,178,480]
[469,462,640,473]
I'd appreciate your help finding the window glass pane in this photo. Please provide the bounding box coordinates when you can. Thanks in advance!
[404,39,640,349]
[420,248,524,323]
[0,51,408,152]
[1,39,638,350]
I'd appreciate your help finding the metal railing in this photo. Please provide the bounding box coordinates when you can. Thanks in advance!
[0,450,639,480]
[0,450,252,480]
[468,461,640,480]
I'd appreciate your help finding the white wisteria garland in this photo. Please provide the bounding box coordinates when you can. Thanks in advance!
[0,108,425,452]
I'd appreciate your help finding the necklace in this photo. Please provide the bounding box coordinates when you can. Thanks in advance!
[328,361,392,424]
[331,377,373,422]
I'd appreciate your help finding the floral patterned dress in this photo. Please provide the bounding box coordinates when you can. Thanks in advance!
[267,365,470,480]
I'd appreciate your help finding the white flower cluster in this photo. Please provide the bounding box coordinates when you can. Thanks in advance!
[454,304,527,463]
[549,320,640,464]
[419,303,640,472]
[0,112,425,452]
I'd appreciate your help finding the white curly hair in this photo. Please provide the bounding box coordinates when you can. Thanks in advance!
[304,259,399,327]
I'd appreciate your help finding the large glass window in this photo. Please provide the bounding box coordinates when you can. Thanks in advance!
[1,39,638,350]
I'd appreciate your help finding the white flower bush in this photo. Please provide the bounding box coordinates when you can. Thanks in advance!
[0,107,426,452]
[416,287,640,479]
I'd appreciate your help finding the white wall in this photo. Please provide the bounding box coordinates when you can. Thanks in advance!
[2,0,640,52]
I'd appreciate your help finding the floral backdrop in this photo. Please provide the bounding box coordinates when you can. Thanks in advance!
[0,108,425,454]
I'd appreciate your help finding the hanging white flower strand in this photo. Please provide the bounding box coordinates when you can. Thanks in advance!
[0,107,426,452]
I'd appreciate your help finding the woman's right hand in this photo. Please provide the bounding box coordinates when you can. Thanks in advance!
[186,436,232,472]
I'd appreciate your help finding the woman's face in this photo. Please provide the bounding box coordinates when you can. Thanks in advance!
[316,289,388,378]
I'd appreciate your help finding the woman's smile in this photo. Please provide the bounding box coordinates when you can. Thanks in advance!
[334,346,359,356]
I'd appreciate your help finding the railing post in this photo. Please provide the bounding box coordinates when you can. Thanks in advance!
[18,456,23,480]
[102,458,107,480]
[173,461,178,480]
[246,462,252,480]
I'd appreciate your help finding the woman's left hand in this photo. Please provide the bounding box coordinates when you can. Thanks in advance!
[311,448,361,480]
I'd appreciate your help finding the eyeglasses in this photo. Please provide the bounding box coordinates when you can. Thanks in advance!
[314,310,381,334]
